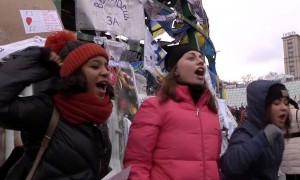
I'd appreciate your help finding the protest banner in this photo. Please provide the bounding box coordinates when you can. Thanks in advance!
[76,0,145,40]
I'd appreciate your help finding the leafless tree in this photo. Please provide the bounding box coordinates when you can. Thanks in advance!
[264,72,278,79]
[241,74,255,85]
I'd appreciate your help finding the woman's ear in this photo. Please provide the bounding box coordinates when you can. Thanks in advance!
[174,67,178,76]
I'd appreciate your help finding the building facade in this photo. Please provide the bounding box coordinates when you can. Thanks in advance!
[282,32,300,78]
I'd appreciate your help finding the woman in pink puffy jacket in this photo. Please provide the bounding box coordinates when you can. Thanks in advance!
[124,44,222,180]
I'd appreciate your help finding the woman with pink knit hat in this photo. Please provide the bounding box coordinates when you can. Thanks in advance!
[0,31,113,179]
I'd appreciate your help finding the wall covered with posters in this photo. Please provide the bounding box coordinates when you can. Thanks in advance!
[0,0,238,171]
[58,0,236,170]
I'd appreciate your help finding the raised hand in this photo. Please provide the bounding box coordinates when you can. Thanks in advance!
[49,52,63,67]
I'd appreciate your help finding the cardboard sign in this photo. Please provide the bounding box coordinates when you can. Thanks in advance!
[0,0,63,45]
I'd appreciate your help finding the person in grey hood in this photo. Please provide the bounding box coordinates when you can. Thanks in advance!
[220,80,295,180]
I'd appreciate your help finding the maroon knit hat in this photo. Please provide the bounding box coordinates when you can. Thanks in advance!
[45,31,109,77]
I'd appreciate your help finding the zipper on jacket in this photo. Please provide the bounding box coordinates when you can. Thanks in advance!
[195,107,207,178]
[197,108,206,178]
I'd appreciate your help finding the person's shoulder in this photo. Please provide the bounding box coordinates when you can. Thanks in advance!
[234,121,252,132]
[141,96,159,105]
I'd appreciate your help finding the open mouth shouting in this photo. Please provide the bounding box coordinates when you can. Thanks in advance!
[275,113,288,128]
[95,80,108,97]
[278,114,287,122]
[195,68,205,80]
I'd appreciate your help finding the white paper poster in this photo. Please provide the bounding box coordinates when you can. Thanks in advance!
[0,36,45,60]
[102,166,131,180]
[76,0,146,40]
[19,10,63,34]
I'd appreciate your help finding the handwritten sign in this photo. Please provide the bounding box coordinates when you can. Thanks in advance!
[20,10,63,34]
[76,0,145,40]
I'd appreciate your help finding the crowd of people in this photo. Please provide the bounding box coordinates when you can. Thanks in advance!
[0,30,300,179]
[229,105,248,125]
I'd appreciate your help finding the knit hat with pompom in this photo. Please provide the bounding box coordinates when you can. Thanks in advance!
[45,31,109,77]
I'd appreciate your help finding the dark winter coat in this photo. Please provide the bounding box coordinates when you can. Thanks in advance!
[0,46,111,180]
[220,80,285,180]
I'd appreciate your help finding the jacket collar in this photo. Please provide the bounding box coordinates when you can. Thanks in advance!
[174,84,211,106]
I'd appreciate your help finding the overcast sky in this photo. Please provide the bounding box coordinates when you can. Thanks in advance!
[203,0,300,82]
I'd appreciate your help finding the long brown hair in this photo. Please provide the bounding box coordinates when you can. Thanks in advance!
[159,68,218,113]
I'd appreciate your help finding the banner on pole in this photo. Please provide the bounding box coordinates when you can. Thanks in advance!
[143,29,167,82]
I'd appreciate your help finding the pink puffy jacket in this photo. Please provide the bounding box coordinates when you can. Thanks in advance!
[124,85,221,180]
